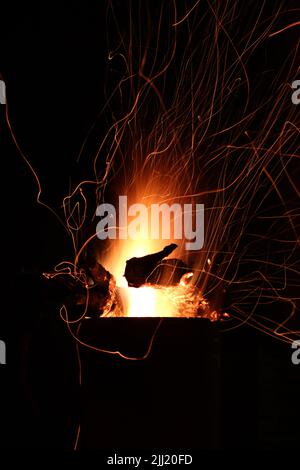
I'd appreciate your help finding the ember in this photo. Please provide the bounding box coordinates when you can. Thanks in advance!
[60,243,221,320]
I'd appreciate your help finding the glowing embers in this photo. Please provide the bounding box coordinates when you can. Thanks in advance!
[60,244,221,320]
[90,245,220,320]
[107,281,212,318]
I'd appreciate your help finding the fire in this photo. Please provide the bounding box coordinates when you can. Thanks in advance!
[101,227,180,317]
[104,237,162,289]
[116,282,205,318]
[126,286,173,317]
[98,199,191,317]
[101,235,208,318]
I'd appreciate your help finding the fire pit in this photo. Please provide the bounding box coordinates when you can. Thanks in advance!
[46,243,224,322]
[44,243,225,449]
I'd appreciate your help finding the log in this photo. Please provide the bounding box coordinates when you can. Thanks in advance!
[124,243,191,287]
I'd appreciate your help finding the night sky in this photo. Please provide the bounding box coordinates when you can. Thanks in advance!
[0,0,299,455]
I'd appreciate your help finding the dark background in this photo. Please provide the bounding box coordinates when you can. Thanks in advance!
[0,0,299,451]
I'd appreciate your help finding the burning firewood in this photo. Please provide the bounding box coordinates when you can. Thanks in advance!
[81,260,122,316]
[45,259,123,317]
[124,243,190,287]
[45,245,226,320]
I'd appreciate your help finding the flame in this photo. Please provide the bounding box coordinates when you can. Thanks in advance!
[126,285,175,317]
[104,237,162,289]
[98,194,192,317]
[116,282,203,318]
[102,219,179,317]
[101,226,205,318]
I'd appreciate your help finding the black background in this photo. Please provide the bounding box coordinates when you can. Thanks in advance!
[0,0,299,451]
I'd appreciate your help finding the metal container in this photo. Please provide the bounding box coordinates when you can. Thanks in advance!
[77,318,220,449]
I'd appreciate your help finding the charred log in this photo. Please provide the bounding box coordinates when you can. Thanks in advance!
[124,243,192,287]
